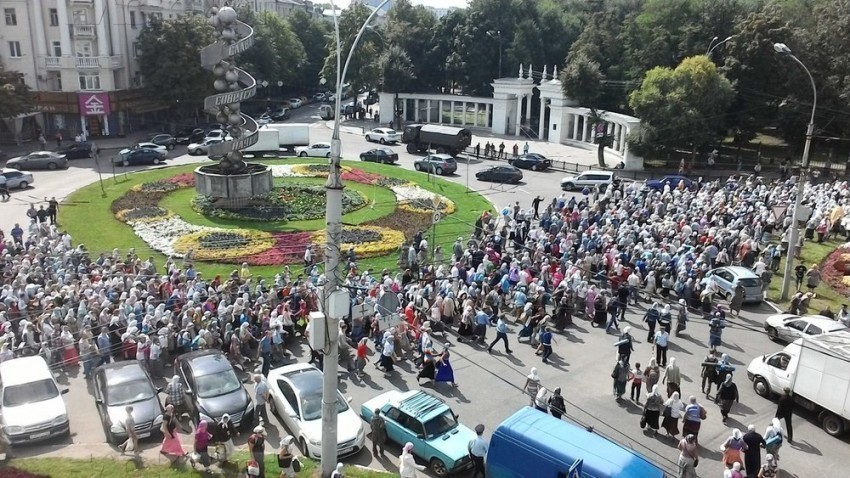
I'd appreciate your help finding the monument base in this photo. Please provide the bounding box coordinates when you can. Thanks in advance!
[194,163,273,209]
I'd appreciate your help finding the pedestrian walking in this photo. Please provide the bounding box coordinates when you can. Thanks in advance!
[642,385,664,435]
[370,408,387,456]
[682,395,707,443]
[548,387,565,420]
[662,392,684,437]
[721,428,749,470]
[612,356,629,401]
[675,299,688,336]
[190,420,213,472]
[160,405,186,466]
[708,309,726,351]
[523,141,529,155]
[55,131,62,148]
[759,454,779,478]
[701,349,719,397]
[662,358,681,398]
[38,133,46,149]
[730,284,745,317]
[676,434,699,478]
[523,368,541,407]
[467,424,487,478]
[629,362,644,403]
[616,326,635,363]
[253,374,270,427]
[512,143,519,159]
[434,343,456,386]
[774,387,794,443]
[214,413,236,465]
[540,326,556,363]
[764,418,783,461]
[277,436,296,478]
[654,328,669,366]
[118,406,138,454]
[743,424,766,478]
[644,358,660,392]
[0,175,9,201]
[717,374,740,423]
[725,462,745,478]
[248,426,266,478]
[399,442,426,477]
[488,314,513,354]
[644,303,660,342]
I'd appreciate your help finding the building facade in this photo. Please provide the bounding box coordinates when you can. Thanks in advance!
[0,0,204,143]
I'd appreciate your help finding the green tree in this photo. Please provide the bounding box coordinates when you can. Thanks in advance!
[136,15,217,117]
[236,10,306,89]
[560,52,610,167]
[385,0,439,91]
[629,55,734,158]
[321,3,381,94]
[379,45,416,129]
[288,9,329,91]
[0,62,34,119]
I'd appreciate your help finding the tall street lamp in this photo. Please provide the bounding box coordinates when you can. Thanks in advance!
[774,42,817,301]
[487,30,502,78]
[321,1,391,477]
[707,35,733,58]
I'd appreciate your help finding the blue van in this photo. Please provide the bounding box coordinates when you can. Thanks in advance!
[486,407,667,478]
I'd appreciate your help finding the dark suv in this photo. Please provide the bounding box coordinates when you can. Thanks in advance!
[56,142,92,159]
[147,133,177,150]
[175,128,205,145]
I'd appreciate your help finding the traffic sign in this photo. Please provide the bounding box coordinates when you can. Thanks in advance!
[433,211,442,224]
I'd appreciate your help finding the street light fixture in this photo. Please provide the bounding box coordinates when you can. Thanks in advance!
[774,42,817,301]
[487,30,503,78]
[707,35,733,58]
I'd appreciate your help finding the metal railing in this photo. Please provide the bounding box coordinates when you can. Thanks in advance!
[75,57,100,68]
[73,24,96,37]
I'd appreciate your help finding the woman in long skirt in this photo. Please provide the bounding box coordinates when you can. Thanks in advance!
[160,405,186,466]
[662,392,684,437]
[434,344,456,387]
[643,385,664,435]
[60,326,79,367]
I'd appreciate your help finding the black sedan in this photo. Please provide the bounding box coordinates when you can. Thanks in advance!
[175,128,205,145]
[476,165,523,184]
[176,350,253,428]
[56,142,92,159]
[147,133,177,150]
[510,153,552,171]
[114,149,166,166]
[360,148,398,164]
[94,362,164,444]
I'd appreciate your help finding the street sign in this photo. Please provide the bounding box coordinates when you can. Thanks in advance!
[377,313,403,331]
[376,292,401,316]
[433,211,442,224]
[351,302,371,321]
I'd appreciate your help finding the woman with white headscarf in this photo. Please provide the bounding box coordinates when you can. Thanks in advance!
[717,373,740,423]
[399,442,425,477]
[759,454,779,477]
[764,418,784,460]
[523,368,541,407]
[662,391,684,437]
[642,385,664,435]
[277,435,295,477]
[721,428,749,469]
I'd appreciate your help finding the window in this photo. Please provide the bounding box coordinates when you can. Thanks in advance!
[140,12,146,27]
[75,41,92,57]
[767,353,791,371]
[130,11,136,28]
[79,73,101,91]
[398,412,425,437]
[8,41,22,58]
[132,42,140,58]
[49,8,59,26]
[787,320,807,332]
[806,324,823,335]
[52,41,62,57]
[72,10,87,24]
[4,8,16,26]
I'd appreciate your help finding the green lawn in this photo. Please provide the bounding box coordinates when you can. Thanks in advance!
[8,454,393,477]
[767,237,845,313]
[59,158,492,279]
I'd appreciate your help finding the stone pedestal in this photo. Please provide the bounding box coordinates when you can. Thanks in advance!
[194,163,273,209]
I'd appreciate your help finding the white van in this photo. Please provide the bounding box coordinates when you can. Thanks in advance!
[560,170,617,191]
[0,356,70,444]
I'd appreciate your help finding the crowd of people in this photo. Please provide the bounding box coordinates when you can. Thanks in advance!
[2,166,849,477]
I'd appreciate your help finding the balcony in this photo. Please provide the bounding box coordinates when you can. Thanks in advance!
[73,24,96,37]
[70,0,94,3]
[44,57,61,69]
[74,56,124,69]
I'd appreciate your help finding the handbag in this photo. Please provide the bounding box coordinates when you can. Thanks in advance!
[639,411,647,429]
[292,458,302,472]
[699,406,707,420]
[662,405,672,418]
[247,460,260,476]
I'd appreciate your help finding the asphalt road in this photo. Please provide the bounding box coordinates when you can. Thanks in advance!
[3,103,847,477]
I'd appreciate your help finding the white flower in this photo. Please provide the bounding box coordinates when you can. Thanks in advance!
[127,216,208,258]
[270,165,304,177]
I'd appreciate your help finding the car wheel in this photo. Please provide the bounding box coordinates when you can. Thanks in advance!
[153,158,161,165]
[379,138,386,144]
[753,377,771,397]
[415,163,421,171]
[766,326,779,342]
[299,152,308,157]
[325,152,331,158]
[435,167,443,175]
[19,181,28,189]
[299,437,311,459]
[47,162,58,170]
[531,164,538,171]
[365,135,371,142]
[725,292,733,302]
[168,144,174,150]
[822,412,846,436]
[122,160,130,167]
[563,182,574,191]
[429,458,449,477]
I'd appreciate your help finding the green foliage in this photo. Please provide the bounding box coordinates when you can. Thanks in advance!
[385,0,440,91]
[288,9,330,90]
[629,55,734,152]
[236,9,306,88]
[560,52,605,108]
[0,61,34,119]
[321,3,381,93]
[135,14,217,116]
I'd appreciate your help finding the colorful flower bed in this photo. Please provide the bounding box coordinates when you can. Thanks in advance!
[173,229,275,260]
[312,226,406,259]
[192,184,366,222]
[822,245,850,296]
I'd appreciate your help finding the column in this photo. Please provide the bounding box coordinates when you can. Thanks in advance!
[617,124,624,151]
[32,0,48,56]
[103,115,110,136]
[438,101,443,123]
[462,102,467,125]
[414,99,419,122]
[450,101,455,125]
[581,116,589,142]
[56,0,72,55]
[524,94,531,130]
[515,95,523,136]
[107,0,121,56]
[402,99,408,122]
[538,97,546,140]
[473,103,479,127]
[485,104,491,128]
[94,0,110,57]
[572,114,579,140]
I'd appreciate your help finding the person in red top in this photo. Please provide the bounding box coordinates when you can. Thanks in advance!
[355,338,368,378]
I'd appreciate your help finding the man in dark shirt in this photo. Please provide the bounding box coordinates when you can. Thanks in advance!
[794,263,808,291]
[36,206,48,224]
[775,387,794,442]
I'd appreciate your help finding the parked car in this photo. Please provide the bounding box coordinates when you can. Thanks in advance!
[360,148,398,164]
[701,266,764,304]
[644,175,697,191]
[56,141,92,159]
[204,123,226,134]
[1,169,34,189]
[365,128,401,144]
[146,133,177,150]
[560,170,617,191]
[175,128,206,145]
[476,165,523,184]
[119,142,167,156]
[256,114,273,126]
[267,364,364,458]
[295,142,332,158]
[414,154,457,176]
[270,108,290,121]
[114,149,167,166]
[510,153,551,171]
[288,98,303,109]
[0,356,70,445]
[93,362,164,444]
[763,314,848,343]
[204,130,228,141]
[5,151,68,170]
[312,92,326,101]
[361,390,476,477]
[188,138,223,156]
[176,350,253,429]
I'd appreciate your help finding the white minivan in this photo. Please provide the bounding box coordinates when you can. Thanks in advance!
[560,170,617,191]
[0,356,70,444]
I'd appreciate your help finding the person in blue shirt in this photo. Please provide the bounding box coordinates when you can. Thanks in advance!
[644,303,660,342]
[488,315,512,354]
[474,308,490,345]
[258,331,272,377]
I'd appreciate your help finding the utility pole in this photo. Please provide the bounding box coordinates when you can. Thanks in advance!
[321,2,391,476]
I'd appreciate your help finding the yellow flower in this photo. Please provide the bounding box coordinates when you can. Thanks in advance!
[173,229,275,260]
[311,226,405,259]
[115,207,173,223]
[398,197,456,215]
[291,164,352,177]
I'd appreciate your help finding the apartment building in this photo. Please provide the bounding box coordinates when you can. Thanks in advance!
[0,0,203,142]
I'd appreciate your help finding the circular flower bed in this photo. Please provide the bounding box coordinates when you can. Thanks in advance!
[115,206,171,222]
[312,226,405,259]
[192,184,367,222]
[173,229,275,260]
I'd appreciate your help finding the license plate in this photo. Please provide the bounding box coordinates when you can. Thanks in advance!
[339,447,352,455]
[137,432,150,439]
[30,431,50,439]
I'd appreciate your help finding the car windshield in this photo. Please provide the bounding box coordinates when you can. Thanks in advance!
[106,379,154,406]
[3,378,59,407]
[300,391,348,421]
[738,278,761,287]
[194,369,242,399]
[424,409,458,437]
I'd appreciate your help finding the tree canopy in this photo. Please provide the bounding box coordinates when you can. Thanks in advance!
[0,61,34,119]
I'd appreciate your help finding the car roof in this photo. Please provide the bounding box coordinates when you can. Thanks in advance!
[427,154,454,159]
[0,356,53,386]
[580,170,613,175]
[716,266,760,278]
[98,361,148,385]
[395,390,449,421]
[182,351,233,375]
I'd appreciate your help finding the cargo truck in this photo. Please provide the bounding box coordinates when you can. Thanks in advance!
[242,130,282,157]
[402,124,472,156]
[261,124,310,153]
[747,331,850,436]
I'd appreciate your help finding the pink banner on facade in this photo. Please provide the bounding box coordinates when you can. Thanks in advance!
[77,92,111,116]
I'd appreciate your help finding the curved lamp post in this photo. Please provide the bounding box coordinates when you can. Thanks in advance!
[774,42,817,301]
[707,35,733,58]
[321,1,391,476]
